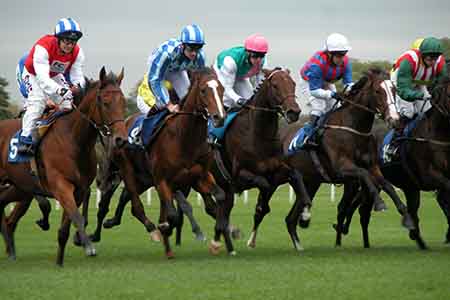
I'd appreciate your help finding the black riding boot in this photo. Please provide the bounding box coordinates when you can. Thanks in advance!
[387,116,409,158]
[303,115,320,148]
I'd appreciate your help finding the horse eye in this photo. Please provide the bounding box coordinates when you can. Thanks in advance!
[201,89,207,96]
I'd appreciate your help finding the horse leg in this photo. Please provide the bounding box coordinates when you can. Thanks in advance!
[358,189,374,248]
[5,198,33,234]
[370,167,414,230]
[174,190,205,242]
[286,169,312,230]
[174,201,184,246]
[90,179,120,242]
[403,188,427,249]
[73,188,91,246]
[56,212,72,266]
[51,179,96,265]
[436,189,450,243]
[334,182,359,247]
[155,180,177,258]
[343,188,364,234]
[247,186,276,249]
[103,186,129,229]
[35,196,51,231]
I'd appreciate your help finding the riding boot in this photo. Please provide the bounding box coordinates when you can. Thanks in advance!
[303,115,320,148]
[388,116,409,156]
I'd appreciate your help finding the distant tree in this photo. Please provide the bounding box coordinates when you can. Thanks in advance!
[440,37,450,58]
[0,76,15,119]
[126,80,140,117]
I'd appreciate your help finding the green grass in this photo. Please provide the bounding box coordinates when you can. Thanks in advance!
[1,185,449,300]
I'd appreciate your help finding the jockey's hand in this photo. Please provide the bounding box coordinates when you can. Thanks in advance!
[46,99,57,109]
[58,87,73,102]
[236,98,247,107]
[343,84,353,96]
[70,85,81,97]
[167,102,180,113]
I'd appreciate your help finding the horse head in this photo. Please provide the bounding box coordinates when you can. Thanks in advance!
[82,67,128,148]
[348,68,400,128]
[259,68,301,123]
[185,67,226,127]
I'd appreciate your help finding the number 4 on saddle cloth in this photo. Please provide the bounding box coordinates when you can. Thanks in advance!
[8,110,72,163]
[128,110,169,148]
[380,116,421,165]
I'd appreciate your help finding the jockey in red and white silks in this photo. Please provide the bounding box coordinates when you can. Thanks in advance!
[213,34,268,110]
[17,17,85,154]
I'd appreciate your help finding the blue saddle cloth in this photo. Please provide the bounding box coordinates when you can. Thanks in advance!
[8,110,72,164]
[379,116,421,165]
[208,111,239,141]
[128,110,169,147]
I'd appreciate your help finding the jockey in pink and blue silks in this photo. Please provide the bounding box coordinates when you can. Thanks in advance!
[213,34,268,110]
[299,33,353,147]
[16,17,86,154]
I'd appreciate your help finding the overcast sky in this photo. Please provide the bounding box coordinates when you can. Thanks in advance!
[1,0,449,105]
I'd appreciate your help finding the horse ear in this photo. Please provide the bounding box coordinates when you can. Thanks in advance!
[99,66,107,84]
[117,67,124,85]
[262,69,271,78]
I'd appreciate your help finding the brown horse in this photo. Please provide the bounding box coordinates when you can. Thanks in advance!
[90,67,226,258]
[279,69,415,248]
[336,76,450,249]
[203,67,311,253]
[0,67,128,265]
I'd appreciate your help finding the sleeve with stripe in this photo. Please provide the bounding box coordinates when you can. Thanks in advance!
[148,50,171,108]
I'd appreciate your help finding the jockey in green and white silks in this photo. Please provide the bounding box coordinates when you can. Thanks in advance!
[213,34,268,110]
[391,37,447,119]
[138,24,206,114]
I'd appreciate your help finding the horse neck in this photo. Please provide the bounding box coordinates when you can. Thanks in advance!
[249,84,280,138]
[330,96,375,133]
[69,91,99,148]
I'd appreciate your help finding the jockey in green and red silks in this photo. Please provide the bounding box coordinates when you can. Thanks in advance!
[299,33,354,147]
[213,34,269,110]
[16,17,85,154]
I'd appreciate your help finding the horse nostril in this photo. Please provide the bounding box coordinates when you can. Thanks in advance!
[286,110,300,123]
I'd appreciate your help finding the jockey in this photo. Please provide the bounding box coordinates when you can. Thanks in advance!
[299,33,353,147]
[137,24,206,115]
[213,34,268,110]
[389,37,447,148]
[17,17,85,154]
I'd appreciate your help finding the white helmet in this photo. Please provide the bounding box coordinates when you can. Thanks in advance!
[324,33,351,52]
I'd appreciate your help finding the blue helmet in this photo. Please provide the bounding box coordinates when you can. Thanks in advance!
[54,17,83,41]
[180,24,205,45]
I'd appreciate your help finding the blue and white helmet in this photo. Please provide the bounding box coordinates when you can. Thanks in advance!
[54,17,83,41]
[180,24,205,45]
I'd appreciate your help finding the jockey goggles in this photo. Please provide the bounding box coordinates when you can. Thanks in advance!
[184,43,203,52]
[248,51,266,59]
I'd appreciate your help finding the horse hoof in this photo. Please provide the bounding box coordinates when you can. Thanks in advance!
[149,230,162,242]
[373,201,387,212]
[194,232,206,242]
[89,234,100,243]
[229,251,237,256]
[247,239,256,248]
[229,225,241,240]
[7,254,16,261]
[166,251,175,259]
[301,207,311,221]
[73,233,83,247]
[36,219,50,231]
[208,240,222,255]
[103,218,119,229]
[294,240,304,252]
[85,247,97,257]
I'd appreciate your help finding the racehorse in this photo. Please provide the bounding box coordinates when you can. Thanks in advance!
[335,76,450,249]
[90,67,227,258]
[0,67,128,265]
[279,68,414,248]
[205,67,312,253]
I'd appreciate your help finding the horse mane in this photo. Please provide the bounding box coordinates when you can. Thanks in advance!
[248,67,283,100]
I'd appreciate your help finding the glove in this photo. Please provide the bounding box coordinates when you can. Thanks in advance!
[343,84,353,96]
[331,91,343,101]
[423,90,432,101]
[58,87,73,101]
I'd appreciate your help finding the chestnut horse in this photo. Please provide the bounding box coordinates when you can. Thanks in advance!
[335,76,450,249]
[0,67,128,265]
[90,67,226,258]
[280,69,414,248]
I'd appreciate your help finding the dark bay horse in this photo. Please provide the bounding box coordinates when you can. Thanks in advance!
[90,67,226,258]
[279,69,415,248]
[0,67,128,265]
[336,76,450,249]
[205,68,312,253]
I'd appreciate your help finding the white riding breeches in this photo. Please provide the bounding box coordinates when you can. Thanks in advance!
[20,68,72,137]
[299,78,338,117]
[395,95,431,119]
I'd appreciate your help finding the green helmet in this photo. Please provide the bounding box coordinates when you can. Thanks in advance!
[419,37,443,56]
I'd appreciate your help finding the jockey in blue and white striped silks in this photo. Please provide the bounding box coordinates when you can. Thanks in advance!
[141,24,206,114]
